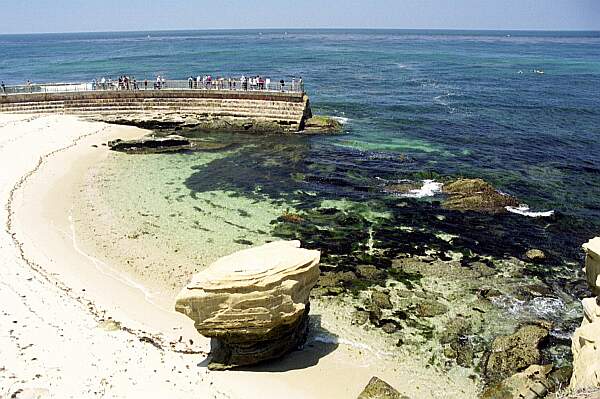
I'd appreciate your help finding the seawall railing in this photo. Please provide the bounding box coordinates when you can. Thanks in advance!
[0,78,305,95]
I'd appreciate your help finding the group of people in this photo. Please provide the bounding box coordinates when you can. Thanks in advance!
[92,75,168,91]
[1,74,304,94]
[187,75,304,92]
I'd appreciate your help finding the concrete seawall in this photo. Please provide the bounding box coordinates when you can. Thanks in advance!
[0,90,312,133]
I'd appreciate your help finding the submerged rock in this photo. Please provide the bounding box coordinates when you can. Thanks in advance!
[357,376,408,399]
[442,178,519,213]
[414,299,448,318]
[303,115,343,133]
[175,241,320,370]
[483,323,550,382]
[356,264,386,281]
[525,249,546,263]
[372,291,393,310]
[108,135,191,153]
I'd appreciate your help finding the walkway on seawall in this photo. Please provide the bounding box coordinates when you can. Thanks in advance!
[0,80,312,133]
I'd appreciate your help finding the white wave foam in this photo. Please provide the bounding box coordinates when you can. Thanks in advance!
[401,179,443,198]
[331,116,349,124]
[506,205,555,218]
[491,295,565,320]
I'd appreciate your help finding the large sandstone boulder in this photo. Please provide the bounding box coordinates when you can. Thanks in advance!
[175,240,320,370]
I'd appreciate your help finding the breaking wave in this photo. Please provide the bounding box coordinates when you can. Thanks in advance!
[401,179,443,198]
[506,205,555,218]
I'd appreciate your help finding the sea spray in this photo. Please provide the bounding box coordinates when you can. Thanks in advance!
[400,180,443,198]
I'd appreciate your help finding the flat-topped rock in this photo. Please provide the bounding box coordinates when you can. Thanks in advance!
[175,240,320,369]
[108,135,191,153]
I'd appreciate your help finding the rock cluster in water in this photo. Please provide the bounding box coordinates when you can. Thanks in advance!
[571,237,600,388]
[302,116,343,133]
[175,240,320,370]
[442,178,519,213]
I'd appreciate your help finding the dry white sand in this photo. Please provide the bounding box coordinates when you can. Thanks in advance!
[0,113,479,398]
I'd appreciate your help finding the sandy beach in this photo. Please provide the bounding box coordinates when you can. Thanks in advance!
[0,114,480,398]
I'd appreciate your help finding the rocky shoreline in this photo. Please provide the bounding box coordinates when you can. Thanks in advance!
[36,115,594,398]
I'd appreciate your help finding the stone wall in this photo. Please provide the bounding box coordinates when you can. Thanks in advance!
[571,237,600,389]
[0,90,311,133]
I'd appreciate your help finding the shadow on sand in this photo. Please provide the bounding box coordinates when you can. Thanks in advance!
[197,315,339,372]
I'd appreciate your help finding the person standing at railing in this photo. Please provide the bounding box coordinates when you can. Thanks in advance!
[279,79,285,92]
[196,75,201,89]
[161,76,166,89]
[144,79,148,90]
[188,76,193,89]
[299,77,304,93]
[1,81,6,93]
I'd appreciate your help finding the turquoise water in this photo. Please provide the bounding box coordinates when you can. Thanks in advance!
[3,30,600,361]
[1,29,599,223]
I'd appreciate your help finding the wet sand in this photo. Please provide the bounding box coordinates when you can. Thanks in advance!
[2,113,479,398]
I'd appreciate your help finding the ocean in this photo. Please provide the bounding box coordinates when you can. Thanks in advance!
[3,29,600,372]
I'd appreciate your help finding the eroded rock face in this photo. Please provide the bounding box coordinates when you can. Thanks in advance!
[442,178,519,213]
[571,297,600,388]
[175,240,320,370]
[583,238,600,296]
[571,238,600,389]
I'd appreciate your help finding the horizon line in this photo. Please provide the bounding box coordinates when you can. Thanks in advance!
[1,27,599,36]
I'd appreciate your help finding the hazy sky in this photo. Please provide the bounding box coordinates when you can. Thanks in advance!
[0,0,599,34]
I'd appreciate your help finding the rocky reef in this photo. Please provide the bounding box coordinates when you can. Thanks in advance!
[302,116,343,134]
[108,135,192,153]
[107,134,233,153]
[571,237,600,388]
[442,178,519,213]
[175,240,320,370]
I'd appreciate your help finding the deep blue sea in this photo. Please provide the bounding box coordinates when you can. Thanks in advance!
[2,29,600,272]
